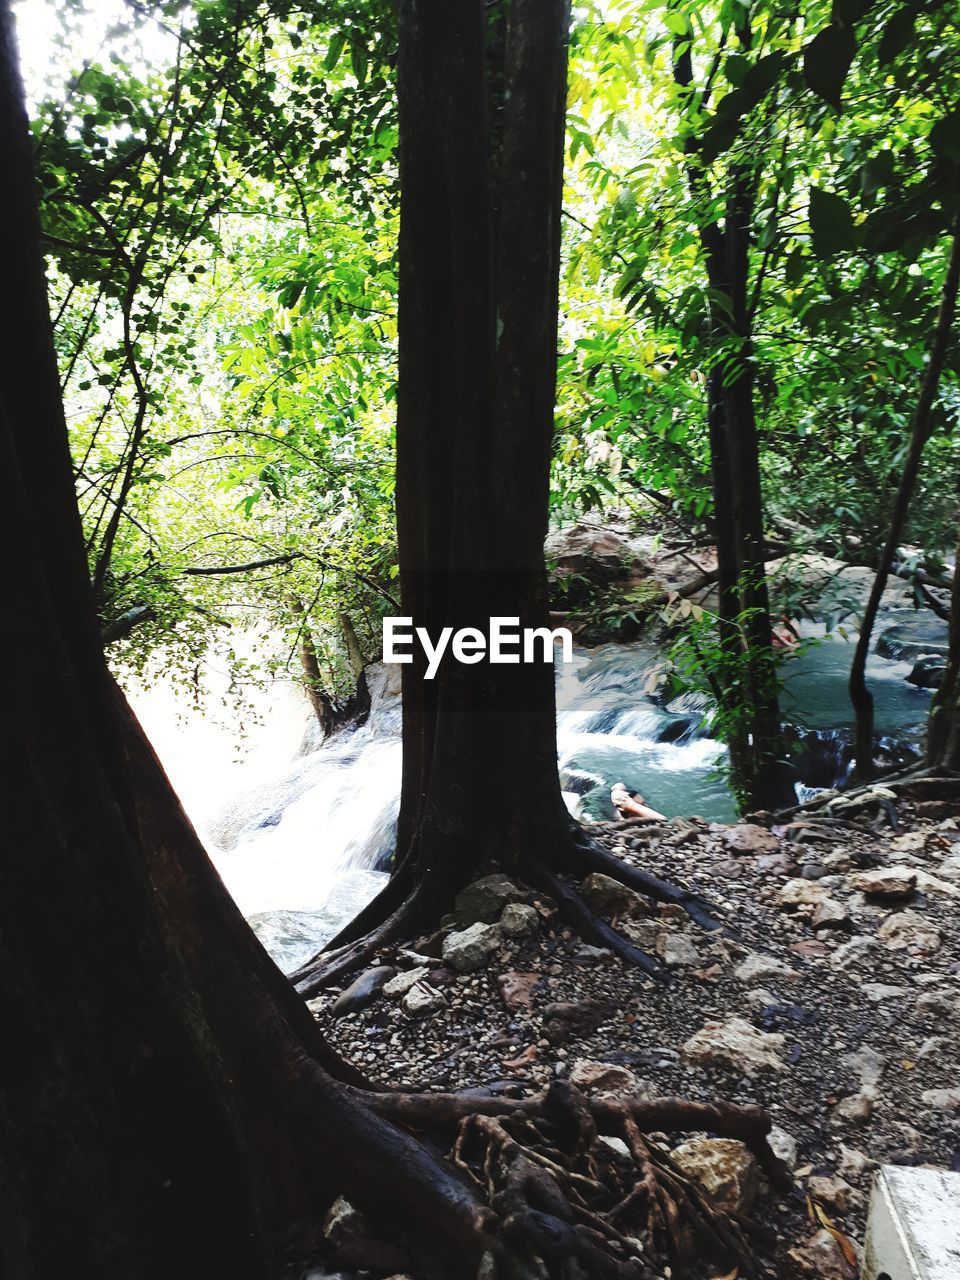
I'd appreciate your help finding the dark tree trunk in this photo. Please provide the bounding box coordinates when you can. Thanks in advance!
[850,220,960,778]
[0,13,500,1276]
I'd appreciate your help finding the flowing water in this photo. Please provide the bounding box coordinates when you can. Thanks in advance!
[130,624,935,971]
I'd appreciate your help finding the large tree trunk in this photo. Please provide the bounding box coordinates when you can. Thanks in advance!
[850,220,960,778]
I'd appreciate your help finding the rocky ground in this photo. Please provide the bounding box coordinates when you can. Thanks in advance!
[306,787,960,1280]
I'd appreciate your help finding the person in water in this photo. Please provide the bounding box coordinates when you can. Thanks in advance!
[610,782,666,822]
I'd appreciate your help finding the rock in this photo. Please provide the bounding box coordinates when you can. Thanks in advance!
[777,879,832,912]
[621,919,660,951]
[330,966,396,1017]
[579,872,645,917]
[383,966,430,998]
[787,1228,857,1278]
[543,998,611,1045]
[921,1087,960,1112]
[568,1059,640,1097]
[906,654,946,689]
[498,970,542,1011]
[734,953,799,984]
[842,1046,885,1087]
[402,982,445,1016]
[849,867,917,900]
[454,874,519,925]
[323,1196,363,1243]
[916,989,960,1019]
[657,931,700,967]
[442,921,503,972]
[724,823,778,854]
[500,902,540,938]
[877,616,949,662]
[876,909,941,953]
[918,1035,950,1059]
[807,1173,860,1214]
[745,987,779,1009]
[671,1138,759,1212]
[833,1089,874,1126]
[682,1016,785,1076]
[829,936,878,970]
[812,898,850,929]
[861,983,907,1003]
[598,1135,630,1158]
[768,1124,798,1170]
[837,1144,873,1181]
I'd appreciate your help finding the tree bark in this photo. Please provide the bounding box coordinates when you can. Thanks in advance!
[927,533,960,768]
[850,219,960,777]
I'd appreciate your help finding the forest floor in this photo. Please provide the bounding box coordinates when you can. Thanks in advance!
[309,792,960,1280]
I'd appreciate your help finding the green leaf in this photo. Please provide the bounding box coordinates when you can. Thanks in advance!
[803,24,857,111]
[809,186,857,257]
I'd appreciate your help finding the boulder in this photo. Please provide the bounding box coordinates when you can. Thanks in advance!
[906,654,946,689]
[806,1173,859,1214]
[330,966,396,1017]
[579,872,645,918]
[876,616,949,662]
[543,998,611,1045]
[402,982,445,1016]
[657,930,700,968]
[383,966,430,998]
[724,823,778,854]
[682,1016,785,1076]
[921,1087,960,1112]
[734,953,799,985]
[812,898,850,929]
[671,1138,759,1212]
[777,879,833,912]
[442,921,503,973]
[768,1124,798,1170]
[849,867,917,900]
[787,1228,858,1278]
[454,874,520,925]
[500,902,540,938]
[568,1059,641,1097]
[876,909,941,953]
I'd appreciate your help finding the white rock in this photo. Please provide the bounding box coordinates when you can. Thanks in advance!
[877,910,941,953]
[657,931,700,967]
[768,1124,798,1170]
[671,1137,759,1211]
[402,982,445,1016]
[442,921,503,973]
[500,902,540,938]
[921,1087,960,1112]
[682,1016,785,1076]
[842,1046,885,1086]
[383,966,430,998]
[734,952,799,984]
[830,936,878,969]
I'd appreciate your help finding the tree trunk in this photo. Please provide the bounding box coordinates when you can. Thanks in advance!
[927,534,960,768]
[392,0,574,889]
[850,220,960,778]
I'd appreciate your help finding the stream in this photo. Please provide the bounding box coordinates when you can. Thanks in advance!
[130,624,936,972]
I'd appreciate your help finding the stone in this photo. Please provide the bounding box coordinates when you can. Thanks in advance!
[916,989,960,1019]
[734,952,799,984]
[876,909,941,953]
[787,1228,857,1278]
[454,874,519,925]
[768,1124,798,1170]
[918,1035,950,1059]
[621,919,660,951]
[323,1196,363,1243]
[402,982,445,1016]
[498,970,542,1012]
[500,903,540,938]
[834,1089,874,1126]
[724,822,778,854]
[442,921,503,973]
[830,936,879,970]
[330,966,396,1017]
[863,1166,960,1280]
[807,1173,860,1214]
[568,1059,640,1097]
[837,1144,873,1182]
[812,898,850,929]
[777,878,832,911]
[598,1135,630,1158]
[657,930,700,968]
[842,1046,885,1087]
[862,983,908,1003]
[671,1138,759,1212]
[579,872,645,917]
[921,1087,960,1112]
[682,1016,785,1076]
[849,867,917,900]
[745,987,779,1009]
[543,998,611,1045]
[383,966,430,998]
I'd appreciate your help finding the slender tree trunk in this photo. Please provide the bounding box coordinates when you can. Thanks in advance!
[927,535,960,768]
[291,595,337,735]
[850,220,960,778]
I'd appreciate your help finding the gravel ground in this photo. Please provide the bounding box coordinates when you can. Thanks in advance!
[310,794,960,1278]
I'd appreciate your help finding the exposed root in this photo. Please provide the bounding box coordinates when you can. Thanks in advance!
[358,1081,791,1278]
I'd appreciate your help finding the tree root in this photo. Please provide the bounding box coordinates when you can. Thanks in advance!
[356,1080,791,1278]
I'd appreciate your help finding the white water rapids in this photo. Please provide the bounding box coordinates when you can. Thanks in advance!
[129,630,933,971]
